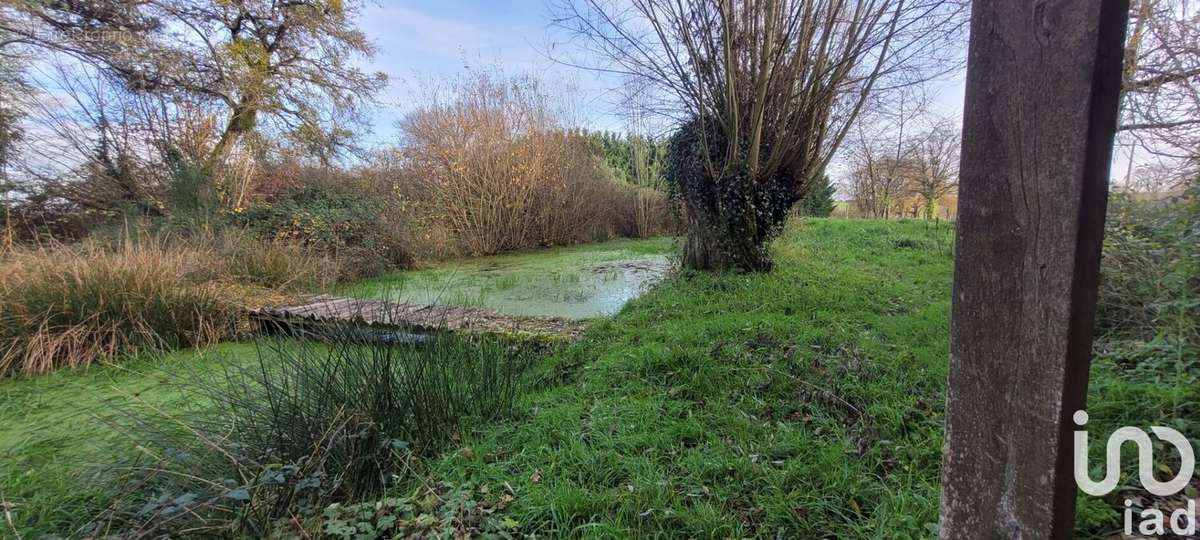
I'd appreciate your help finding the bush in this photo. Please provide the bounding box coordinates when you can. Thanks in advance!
[400,71,678,257]
[1096,179,1199,376]
[100,320,534,537]
[233,185,412,279]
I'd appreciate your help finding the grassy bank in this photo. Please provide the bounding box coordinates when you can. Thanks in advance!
[0,219,1193,538]
[423,218,1192,537]
[429,218,959,537]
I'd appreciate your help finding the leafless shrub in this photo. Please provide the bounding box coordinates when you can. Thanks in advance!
[400,70,674,256]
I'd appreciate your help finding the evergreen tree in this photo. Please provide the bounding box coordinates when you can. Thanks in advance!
[797,174,836,217]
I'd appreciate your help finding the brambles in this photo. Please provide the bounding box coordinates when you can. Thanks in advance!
[1096,178,1199,376]
[232,185,413,279]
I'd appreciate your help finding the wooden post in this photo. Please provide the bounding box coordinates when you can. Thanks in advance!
[939,1,1129,538]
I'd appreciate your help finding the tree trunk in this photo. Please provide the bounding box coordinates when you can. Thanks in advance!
[681,190,773,272]
[202,100,258,180]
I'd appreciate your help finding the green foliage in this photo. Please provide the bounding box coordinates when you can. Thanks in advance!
[0,103,20,185]
[1096,179,1199,377]
[163,149,218,219]
[233,185,411,278]
[666,117,798,271]
[321,484,520,539]
[0,54,22,181]
[584,130,668,190]
[797,174,836,217]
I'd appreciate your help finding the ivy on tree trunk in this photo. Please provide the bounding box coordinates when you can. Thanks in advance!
[668,118,801,272]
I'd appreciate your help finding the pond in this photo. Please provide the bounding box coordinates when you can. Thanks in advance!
[338,238,676,319]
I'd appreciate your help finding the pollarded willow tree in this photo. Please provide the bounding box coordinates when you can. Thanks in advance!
[553,0,966,270]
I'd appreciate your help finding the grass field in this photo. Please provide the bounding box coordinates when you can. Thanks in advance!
[0,344,258,535]
[429,218,958,537]
[1,219,1193,538]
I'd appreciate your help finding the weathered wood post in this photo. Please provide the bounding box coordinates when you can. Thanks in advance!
[938,1,1130,538]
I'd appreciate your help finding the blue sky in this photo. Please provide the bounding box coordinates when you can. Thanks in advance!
[358,0,628,144]
[357,1,969,147]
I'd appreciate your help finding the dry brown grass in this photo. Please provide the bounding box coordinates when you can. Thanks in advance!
[0,232,334,377]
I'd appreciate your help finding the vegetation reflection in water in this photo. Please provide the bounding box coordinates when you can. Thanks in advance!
[336,237,676,319]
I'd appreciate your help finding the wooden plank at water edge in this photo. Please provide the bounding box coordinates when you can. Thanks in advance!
[253,296,588,340]
[938,1,1129,538]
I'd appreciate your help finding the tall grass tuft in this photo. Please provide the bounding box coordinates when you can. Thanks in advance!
[0,231,335,377]
[99,314,534,537]
[0,241,234,376]
[207,228,341,291]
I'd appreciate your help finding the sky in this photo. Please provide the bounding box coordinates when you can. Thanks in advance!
[357,1,969,145]
[355,2,1171,186]
[357,0,632,143]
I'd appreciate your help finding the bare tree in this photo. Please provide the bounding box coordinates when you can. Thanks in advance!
[11,61,175,215]
[846,123,957,220]
[1119,0,1199,182]
[552,0,966,270]
[846,129,917,220]
[906,118,958,219]
[844,93,924,219]
[1122,160,1188,193]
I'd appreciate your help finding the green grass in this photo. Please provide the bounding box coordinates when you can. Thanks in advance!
[424,218,1192,538]
[430,219,956,538]
[0,219,1192,538]
[0,344,257,536]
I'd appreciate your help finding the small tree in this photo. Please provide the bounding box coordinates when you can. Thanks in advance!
[0,53,21,190]
[907,120,959,220]
[555,0,965,270]
[0,54,20,248]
